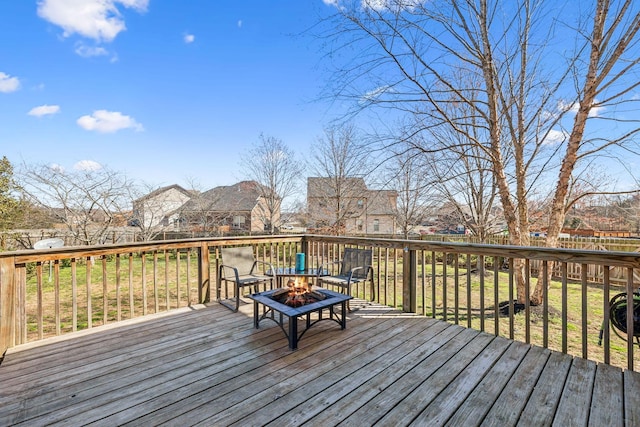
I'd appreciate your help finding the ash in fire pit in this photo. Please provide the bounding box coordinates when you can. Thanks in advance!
[270,277,326,307]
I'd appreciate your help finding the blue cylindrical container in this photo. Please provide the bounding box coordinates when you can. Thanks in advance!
[295,253,305,271]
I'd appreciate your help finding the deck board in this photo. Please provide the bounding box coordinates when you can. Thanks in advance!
[519,351,573,425]
[553,357,597,426]
[375,333,496,426]
[443,339,531,426]
[624,368,640,426]
[480,344,551,426]
[589,363,623,427]
[1,300,638,427]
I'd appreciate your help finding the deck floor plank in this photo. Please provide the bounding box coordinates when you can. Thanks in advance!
[0,308,242,400]
[553,357,597,427]
[242,319,450,426]
[409,336,514,426]
[216,318,436,426]
[480,344,551,426]
[338,327,482,427]
[74,313,401,425]
[1,307,225,382]
[114,305,405,426]
[10,318,285,425]
[442,339,531,426]
[0,301,638,427]
[351,331,495,426]
[186,318,430,426]
[588,363,624,427]
[516,350,573,425]
[624,369,640,426]
[0,309,281,423]
[267,320,455,427]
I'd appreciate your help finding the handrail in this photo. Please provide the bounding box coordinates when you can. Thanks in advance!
[1,234,639,371]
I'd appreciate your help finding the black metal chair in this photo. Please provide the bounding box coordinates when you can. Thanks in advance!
[317,247,374,311]
[217,246,276,312]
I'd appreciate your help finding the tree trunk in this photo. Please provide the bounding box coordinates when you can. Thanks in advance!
[530,0,606,305]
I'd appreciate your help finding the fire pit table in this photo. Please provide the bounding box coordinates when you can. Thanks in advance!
[248,287,352,350]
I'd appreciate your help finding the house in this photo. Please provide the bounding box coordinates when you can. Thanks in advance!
[179,181,277,234]
[307,177,397,235]
[131,184,193,230]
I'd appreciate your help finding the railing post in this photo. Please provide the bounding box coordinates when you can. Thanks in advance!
[198,242,211,304]
[0,256,16,353]
[403,248,417,313]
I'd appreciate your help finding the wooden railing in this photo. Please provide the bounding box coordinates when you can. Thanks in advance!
[1,234,639,372]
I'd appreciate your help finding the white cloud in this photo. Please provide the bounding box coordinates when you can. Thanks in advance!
[49,163,65,173]
[363,0,386,10]
[184,33,195,44]
[558,99,604,117]
[28,104,61,117]
[543,129,569,145]
[73,160,103,171]
[237,20,243,28]
[77,110,144,133]
[0,72,20,93]
[37,0,149,43]
[360,85,392,105]
[75,42,109,58]
[322,0,339,6]
[360,0,424,11]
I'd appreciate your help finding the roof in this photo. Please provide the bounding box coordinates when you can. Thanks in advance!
[133,184,194,203]
[307,177,368,198]
[181,180,264,212]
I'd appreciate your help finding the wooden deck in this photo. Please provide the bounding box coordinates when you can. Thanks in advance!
[1,299,639,427]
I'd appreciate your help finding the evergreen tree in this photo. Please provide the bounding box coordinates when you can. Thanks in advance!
[0,156,22,231]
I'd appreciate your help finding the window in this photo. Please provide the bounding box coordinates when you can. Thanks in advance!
[373,219,380,232]
[357,199,364,207]
[356,220,363,231]
[232,215,245,229]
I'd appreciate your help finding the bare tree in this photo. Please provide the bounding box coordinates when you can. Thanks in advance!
[384,150,434,239]
[241,134,301,234]
[610,193,640,233]
[127,182,195,241]
[309,124,371,235]
[319,0,640,303]
[18,163,133,245]
[427,129,502,242]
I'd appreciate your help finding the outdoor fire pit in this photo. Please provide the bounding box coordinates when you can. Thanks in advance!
[270,277,327,307]
[248,278,352,350]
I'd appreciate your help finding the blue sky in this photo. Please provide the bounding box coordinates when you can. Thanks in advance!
[1,1,337,190]
[3,0,639,200]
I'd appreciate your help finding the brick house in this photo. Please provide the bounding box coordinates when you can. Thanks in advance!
[179,181,278,234]
[307,177,397,235]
